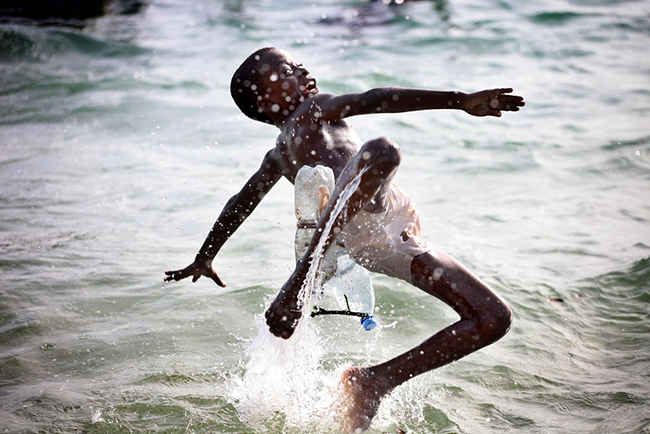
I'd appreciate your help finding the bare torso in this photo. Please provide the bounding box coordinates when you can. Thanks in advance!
[273,93,363,183]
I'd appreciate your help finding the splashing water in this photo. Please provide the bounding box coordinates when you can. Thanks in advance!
[228,314,342,432]
[227,168,370,431]
[2,0,648,432]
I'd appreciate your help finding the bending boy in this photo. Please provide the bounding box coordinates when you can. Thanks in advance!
[165,47,524,432]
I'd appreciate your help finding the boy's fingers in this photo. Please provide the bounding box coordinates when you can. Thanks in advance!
[210,273,226,287]
[499,87,514,94]
[164,269,186,281]
[506,96,525,105]
[192,274,200,283]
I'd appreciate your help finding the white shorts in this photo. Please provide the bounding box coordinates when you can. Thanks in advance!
[339,184,431,285]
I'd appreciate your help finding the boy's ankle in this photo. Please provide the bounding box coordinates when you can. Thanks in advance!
[343,366,394,399]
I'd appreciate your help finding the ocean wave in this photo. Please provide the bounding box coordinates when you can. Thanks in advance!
[0,26,150,62]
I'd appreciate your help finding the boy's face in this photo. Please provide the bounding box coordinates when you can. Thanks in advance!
[256,49,318,119]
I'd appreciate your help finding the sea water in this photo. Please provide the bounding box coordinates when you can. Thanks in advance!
[1,0,649,433]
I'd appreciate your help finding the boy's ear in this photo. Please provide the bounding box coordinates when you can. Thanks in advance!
[257,98,272,114]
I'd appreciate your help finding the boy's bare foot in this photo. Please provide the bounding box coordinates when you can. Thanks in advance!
[333,367,392,433]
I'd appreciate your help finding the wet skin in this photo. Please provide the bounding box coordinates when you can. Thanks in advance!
[165,48,523,431]
[164,48,524,291]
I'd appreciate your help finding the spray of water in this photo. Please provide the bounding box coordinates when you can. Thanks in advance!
[227,313,341,432]
[227,313,442,433]
[227,169,369,431]
[226,167,440,432]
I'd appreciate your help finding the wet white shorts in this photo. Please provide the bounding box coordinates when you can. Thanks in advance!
[339,184,431,285]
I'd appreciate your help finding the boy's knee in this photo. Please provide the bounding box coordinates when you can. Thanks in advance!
[477,300,512,344]
[362,137,401,169]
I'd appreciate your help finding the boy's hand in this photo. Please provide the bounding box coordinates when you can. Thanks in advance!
[463,88,525,117]
[265,262,306,339]
[164,258,225,287]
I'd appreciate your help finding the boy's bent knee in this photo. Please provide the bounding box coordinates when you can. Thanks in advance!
[361,137,401,169]
[476,300,512,345]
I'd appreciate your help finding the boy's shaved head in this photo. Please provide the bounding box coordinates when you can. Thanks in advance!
[230,47,276,124]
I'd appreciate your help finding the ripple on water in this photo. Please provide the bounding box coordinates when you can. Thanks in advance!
[0,26,150,62]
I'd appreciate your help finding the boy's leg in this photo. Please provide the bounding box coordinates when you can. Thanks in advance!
[337,248,512,432]
[266,137,401,339]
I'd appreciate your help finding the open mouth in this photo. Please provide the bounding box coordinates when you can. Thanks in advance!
[302,79,317,96]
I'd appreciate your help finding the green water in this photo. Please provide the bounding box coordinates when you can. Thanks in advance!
[1,0,649,433]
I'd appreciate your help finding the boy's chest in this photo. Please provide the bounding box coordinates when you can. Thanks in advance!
[277,121,361,175]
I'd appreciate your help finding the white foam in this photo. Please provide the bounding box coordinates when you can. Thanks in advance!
[228,313,341,431]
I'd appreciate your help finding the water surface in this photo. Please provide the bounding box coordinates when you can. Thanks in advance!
[1,0,649,432]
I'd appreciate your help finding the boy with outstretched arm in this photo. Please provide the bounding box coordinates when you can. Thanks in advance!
[165,47,524,432]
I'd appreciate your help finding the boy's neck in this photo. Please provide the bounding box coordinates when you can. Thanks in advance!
[271,108,297,129]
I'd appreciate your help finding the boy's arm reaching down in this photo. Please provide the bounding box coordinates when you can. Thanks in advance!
[164,148,285,286]
[315,87,524,120]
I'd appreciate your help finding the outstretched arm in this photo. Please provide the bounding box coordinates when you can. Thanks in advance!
[165,148,285,286]
[315,87,524,120]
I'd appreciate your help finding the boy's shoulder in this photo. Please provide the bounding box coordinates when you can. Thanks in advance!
[297,93,337,114]
[284,93,338,126]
